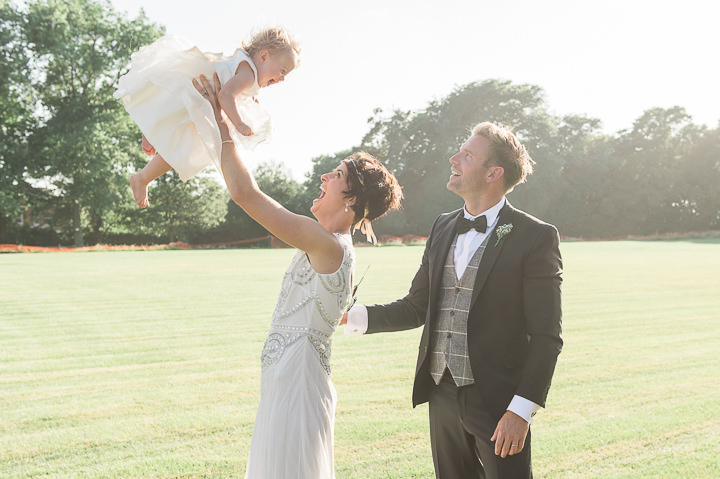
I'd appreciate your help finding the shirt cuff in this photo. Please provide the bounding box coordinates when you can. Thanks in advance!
[507,395,541,424]
[344,304,368,335]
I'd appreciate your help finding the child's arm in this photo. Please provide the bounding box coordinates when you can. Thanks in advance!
[216,62,256,136]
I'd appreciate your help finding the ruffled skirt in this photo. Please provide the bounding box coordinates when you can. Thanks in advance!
[114,35,270,181]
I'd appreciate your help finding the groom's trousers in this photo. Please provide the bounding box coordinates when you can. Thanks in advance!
[428,371,533,479]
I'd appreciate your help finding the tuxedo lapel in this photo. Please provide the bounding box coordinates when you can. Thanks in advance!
[429,210,462,304]
[470,202,516,308]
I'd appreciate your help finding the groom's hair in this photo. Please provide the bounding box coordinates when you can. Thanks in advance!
[472,122,535,193]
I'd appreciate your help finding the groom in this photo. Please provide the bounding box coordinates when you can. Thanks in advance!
[344,122,563,479]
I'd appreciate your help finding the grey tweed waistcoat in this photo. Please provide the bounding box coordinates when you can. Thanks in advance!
[428,235,489,387]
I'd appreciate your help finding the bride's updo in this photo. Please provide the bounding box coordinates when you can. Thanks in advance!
[343,152,403,241]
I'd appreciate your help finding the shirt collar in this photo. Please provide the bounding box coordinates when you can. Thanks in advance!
[463,197,505,228]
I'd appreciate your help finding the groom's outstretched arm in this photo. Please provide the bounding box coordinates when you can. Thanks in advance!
[365,260,430,333]
[346,216,442,334]
[364,214,447,333]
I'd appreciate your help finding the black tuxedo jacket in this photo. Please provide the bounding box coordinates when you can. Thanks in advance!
[366,201,563,420]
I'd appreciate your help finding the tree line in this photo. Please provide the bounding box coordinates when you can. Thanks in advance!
[2,0,718,247]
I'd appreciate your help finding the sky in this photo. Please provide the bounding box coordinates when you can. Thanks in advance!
[110,0,720,181]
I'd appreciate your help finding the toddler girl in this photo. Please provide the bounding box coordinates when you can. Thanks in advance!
[114,27,300,207]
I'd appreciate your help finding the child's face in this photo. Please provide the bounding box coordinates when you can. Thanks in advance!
[256,49,298,88]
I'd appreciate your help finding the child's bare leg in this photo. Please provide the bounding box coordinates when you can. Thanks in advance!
[130,154,172,208]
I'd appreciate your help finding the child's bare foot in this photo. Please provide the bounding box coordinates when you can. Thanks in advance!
[130,174,149,208]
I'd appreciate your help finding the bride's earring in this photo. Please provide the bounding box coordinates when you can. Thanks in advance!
[345,203,349,213]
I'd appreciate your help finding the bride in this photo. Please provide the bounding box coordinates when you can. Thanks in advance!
[193,73,403,478]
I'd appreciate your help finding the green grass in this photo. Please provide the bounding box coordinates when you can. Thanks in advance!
[1,240,719,478]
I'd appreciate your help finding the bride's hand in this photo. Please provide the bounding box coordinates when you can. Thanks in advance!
[193,73,231,138]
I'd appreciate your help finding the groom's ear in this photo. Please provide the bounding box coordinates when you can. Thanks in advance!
[487,166,504,183]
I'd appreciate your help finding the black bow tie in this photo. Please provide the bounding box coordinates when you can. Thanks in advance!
[456,215,487,234]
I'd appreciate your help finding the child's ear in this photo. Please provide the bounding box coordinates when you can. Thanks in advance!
[258,49,270,63]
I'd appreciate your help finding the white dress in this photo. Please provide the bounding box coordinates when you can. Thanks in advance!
[114,35,271,181]
[245,234,355,479]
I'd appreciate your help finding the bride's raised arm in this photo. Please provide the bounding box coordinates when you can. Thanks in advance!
[193,73,344,274]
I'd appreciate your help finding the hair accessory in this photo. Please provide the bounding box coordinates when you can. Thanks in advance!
[346,158,365,190]
[353,218,377,244]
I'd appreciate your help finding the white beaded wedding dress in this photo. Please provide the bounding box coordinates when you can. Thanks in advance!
[245,233,355,479]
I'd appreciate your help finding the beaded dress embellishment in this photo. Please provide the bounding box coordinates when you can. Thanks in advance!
[261,235,354,375]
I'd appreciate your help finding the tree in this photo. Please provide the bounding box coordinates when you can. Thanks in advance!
[0,1,35,242]
[306,84,720,240]
[112,170,227,244]
[612,107,700,235]
[671,123,720,232]
[255,160,307,215]
[545,115,617,238]
[202,161,307,243]
[23,0,163,245]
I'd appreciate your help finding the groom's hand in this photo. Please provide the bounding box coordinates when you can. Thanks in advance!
[491,411,529,458]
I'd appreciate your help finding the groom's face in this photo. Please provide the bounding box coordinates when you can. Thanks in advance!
[447,135,492,197]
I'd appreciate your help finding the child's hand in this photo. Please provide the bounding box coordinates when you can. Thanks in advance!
[237,123,254,136]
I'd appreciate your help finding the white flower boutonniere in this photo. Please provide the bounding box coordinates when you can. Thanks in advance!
[494,223,513,247]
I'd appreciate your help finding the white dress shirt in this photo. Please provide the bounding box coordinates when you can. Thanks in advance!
[345,198,541,423]
[454,198,504,279]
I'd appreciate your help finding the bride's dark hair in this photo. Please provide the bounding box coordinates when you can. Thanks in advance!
[343,151,403,227]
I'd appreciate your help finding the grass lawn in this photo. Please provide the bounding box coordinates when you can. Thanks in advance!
[1,239,719,478]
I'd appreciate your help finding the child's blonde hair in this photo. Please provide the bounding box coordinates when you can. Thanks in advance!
[243,27,301,64]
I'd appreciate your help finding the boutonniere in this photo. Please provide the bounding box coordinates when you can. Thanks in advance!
[494,223,513,247]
